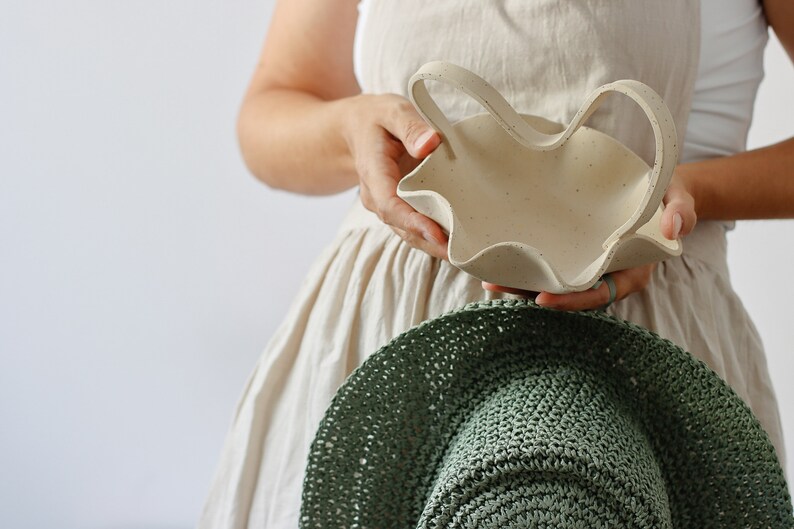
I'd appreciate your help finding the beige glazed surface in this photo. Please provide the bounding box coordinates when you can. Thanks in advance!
[398,61,682,293]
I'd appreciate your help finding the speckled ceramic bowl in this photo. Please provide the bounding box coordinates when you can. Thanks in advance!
[397,61,681,294]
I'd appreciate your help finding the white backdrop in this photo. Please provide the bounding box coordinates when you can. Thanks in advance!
[0,2,791,528]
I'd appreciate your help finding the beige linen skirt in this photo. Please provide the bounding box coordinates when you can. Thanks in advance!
[198,195,786,529]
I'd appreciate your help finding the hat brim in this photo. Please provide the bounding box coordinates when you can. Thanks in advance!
[300,299,791,528]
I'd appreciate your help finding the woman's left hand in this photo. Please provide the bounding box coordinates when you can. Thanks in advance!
[482,167,698,310]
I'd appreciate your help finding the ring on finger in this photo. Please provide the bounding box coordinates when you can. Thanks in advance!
[591,273,617,311]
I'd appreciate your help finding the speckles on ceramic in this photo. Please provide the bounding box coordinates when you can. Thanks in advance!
[397,61,681,293]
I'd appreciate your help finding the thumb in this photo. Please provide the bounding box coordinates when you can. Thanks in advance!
[380,98,441,159]
[661,182,696,240]
[407,127,441,159]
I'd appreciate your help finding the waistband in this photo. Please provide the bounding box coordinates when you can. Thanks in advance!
[336,192,730,277]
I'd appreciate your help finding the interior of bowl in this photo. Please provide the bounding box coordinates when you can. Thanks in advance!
[399,114,661,282]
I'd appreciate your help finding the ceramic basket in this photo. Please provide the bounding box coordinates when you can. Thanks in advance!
[397,61,682,294]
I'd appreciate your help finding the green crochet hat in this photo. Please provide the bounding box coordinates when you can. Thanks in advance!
[300,299,793,528]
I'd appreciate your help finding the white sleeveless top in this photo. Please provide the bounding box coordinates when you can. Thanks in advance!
[685,0,767,164]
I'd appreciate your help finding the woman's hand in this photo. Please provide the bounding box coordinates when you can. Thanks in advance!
[482,167,698,310]
[341,93,450,260]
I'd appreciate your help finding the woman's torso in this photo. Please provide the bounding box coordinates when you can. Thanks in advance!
[354,0,768,163]
[344,0,768,271]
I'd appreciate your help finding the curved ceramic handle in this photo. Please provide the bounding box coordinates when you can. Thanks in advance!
[409,61,562,150]
[408,61,678,244]
[577,80,678,246]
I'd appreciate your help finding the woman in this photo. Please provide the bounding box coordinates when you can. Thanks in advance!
[200,0,794,527]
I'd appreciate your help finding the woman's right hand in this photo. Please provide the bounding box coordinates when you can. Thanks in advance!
[237,0,450,262]
[341,93,450,261]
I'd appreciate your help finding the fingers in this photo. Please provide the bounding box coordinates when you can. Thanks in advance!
[483,264,656,312]
[661,169,697,240]
[534,278,618,311]
[364,175,448,256]
[347,95,448,259]
[379,96,441,159]
[391,225,449,261]
[536,264,655,311]
[481,282,538,297]
[355,129,448,253]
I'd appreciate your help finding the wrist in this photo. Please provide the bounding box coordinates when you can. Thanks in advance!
[323,95,368,190]
[675,162,709,221]
[335,93,374,152]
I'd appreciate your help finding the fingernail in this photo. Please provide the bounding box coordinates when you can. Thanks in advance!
[414,130,435,150]
[673,212,683,239]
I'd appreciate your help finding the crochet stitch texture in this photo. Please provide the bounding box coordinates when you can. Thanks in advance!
[300,299,793,528]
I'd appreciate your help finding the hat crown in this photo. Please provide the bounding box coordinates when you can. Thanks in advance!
[418,361,672,528]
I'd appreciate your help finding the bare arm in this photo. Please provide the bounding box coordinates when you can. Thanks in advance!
[765,0,794,59]
[681,0,794,221]
[680,138,794,220]
[236,0,361,194]
[235,0,449,258]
